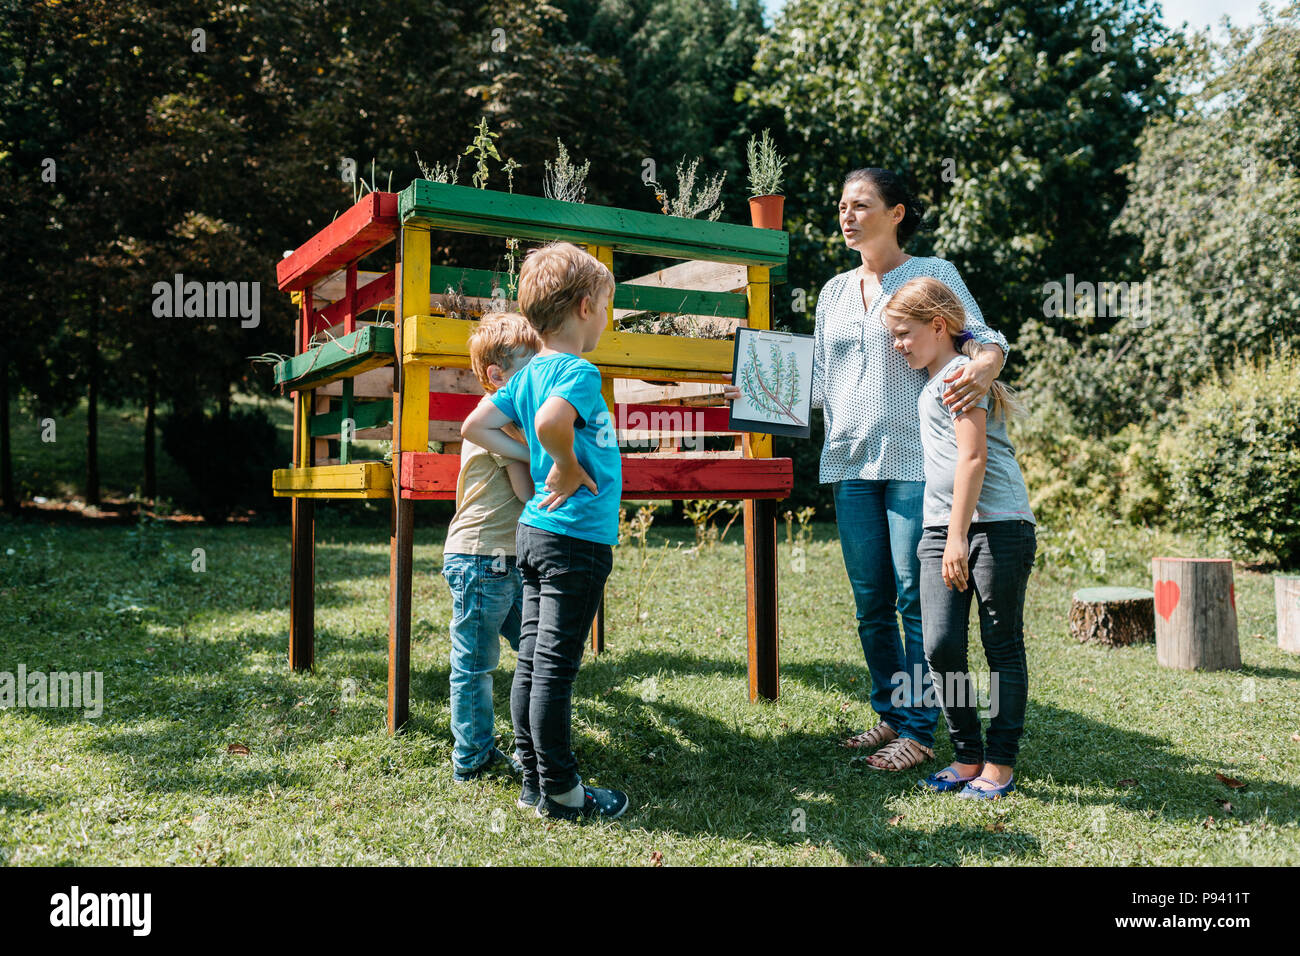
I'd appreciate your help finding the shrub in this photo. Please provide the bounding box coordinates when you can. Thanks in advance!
[161,405,285,523]
[1010,392,1169,532]
[1157,349,1300,566]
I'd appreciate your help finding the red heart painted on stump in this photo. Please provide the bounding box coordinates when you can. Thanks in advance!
[1154,580,1180,621]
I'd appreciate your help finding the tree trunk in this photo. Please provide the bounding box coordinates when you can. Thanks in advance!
[1,356,16,516]
[1152,557,1240,670]
[1277,575,1300,655]
[1069,587,1154,646]
[86,303,100,508]
[144,371,157,504]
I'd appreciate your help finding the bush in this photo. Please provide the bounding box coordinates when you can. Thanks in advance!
[160,406,286,523]
[1010,392,1168,532]
[1157,349,1300,566]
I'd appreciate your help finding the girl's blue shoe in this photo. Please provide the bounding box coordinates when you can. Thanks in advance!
[957,774,1015,800]
[919,766,979,792]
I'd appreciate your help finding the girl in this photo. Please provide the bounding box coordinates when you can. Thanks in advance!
[881,277,1036,799]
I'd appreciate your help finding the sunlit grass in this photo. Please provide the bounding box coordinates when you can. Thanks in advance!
[1,515,1297,865]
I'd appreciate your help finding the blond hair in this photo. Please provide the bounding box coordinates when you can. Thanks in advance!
[516,241,615,337]
[882,276,1024,421]
[468,311,541,392]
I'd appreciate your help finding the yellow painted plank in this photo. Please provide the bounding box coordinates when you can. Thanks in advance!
[272,462,393,498]
[405,315,733,376]
[399,228,433,454]
[589,245,617,414]
[746,266,772,459]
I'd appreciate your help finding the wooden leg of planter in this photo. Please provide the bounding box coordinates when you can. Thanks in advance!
[289,498,315,670]
[388,489,414,734]
[590,590,605,655]
[744,497,779,701]
[288,386,314,671]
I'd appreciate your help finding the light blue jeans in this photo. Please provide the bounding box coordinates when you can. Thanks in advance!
[441,552,523,773]
[832,479,937,749]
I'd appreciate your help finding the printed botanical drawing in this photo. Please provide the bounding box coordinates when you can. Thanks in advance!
[739,339,805,426]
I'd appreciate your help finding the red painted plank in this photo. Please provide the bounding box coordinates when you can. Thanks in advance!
[399,451,791,500]
[426,391,736,433]
[621,455,792,499]
[311,270,396,337]
[277,193,400,292]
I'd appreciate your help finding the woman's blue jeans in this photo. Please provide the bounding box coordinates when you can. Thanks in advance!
[832,479,937,748]
[441,552,523,774]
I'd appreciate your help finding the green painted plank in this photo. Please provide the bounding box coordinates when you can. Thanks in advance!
[273,326,396,391]
[428,264,748,319]
[310,398,394,437]
[400,180,787,266]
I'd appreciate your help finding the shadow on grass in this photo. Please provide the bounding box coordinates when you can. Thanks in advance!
[8,615,1297,863]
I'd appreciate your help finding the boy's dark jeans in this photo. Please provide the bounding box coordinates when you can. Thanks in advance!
[917,520,1036,768]
[511,522,613,797]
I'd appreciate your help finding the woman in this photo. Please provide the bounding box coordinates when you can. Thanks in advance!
[731,168,1009,772]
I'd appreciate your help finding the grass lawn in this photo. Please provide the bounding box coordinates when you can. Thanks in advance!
[1,511,1297,866]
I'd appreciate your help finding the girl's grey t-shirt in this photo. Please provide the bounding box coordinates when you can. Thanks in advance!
[919,355,1035,528]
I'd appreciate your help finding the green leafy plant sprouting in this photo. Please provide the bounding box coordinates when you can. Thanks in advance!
[646,156,725,220]
[782,506,816,549]
[464,116,503,189]
[415,150,461,184]
[617,504,679,623]
[746,128,786,198]
[543,138,590,203]
[739,339,803,425]
[683,499,742,551]
[350,157,393,205]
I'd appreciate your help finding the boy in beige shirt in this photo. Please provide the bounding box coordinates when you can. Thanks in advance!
[442,312,540,782]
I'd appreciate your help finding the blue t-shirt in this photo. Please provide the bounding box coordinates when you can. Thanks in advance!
[489,351,622,546]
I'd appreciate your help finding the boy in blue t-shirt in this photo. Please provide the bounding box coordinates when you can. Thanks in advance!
[461,241,626,821]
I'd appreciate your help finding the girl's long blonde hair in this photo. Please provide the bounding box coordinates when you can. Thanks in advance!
[882,276,1024,421]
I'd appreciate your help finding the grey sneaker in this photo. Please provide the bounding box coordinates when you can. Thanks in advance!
[536,784,629,821]
[452,747,523,784]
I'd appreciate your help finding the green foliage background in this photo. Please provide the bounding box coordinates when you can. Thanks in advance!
[2,0,1297,557]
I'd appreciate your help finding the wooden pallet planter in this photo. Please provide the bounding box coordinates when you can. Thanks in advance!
[404,315,733,382]
[273,325,395,392]
[399,451,792,501]
[401,180,787,266]
[272,462,392,499]
[276,193,399,292]
[273,186,790,733]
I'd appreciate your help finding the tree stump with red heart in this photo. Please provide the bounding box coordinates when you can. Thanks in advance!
[1069,587,1154,646]
[1151,557,1240,670]
[1277,575,1300,654]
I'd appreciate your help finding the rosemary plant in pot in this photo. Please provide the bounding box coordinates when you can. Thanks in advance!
[746,129,786,229]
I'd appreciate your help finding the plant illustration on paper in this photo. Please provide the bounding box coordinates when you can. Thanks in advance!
[739,339,804,426]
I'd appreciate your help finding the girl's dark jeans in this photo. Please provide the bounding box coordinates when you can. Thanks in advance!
[917,520,1036,768]
[511,522,613,797]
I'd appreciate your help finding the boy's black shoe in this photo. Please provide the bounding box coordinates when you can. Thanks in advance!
[536,784,629,821]
[517,781,542,810]
[453,748,524,784]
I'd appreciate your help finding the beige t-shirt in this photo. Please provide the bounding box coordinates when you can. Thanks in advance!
[443,439,526,556]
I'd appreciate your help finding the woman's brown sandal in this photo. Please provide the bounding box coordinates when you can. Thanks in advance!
[867,736,935,771]
[841,722,898,750]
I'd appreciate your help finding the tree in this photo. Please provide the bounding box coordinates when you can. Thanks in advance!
[742,0,1176,347]
[1020,6,1300,433]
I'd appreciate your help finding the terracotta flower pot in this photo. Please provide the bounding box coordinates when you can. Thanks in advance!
[749,194,785,230]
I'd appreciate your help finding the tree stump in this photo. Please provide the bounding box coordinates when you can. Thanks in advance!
[1069,587,1154,646]
[1277,575,1300,654]
[1151,557,1240,671]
